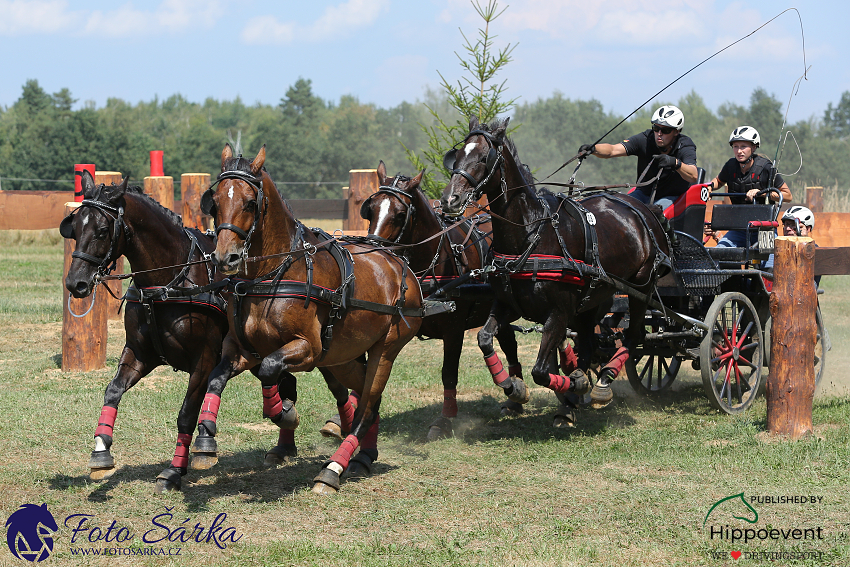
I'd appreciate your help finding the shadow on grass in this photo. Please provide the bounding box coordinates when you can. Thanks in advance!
[47,446,398,512]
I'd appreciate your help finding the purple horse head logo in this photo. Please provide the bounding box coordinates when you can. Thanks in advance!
[5,504,58,562]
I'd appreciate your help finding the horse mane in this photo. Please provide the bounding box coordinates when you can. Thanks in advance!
[124,184,184,229]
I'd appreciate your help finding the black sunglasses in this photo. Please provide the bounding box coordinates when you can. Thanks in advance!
[652,124,676,135]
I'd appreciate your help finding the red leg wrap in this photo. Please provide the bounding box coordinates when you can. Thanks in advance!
[508,364,523,379]
[361,417,380,451]
[559,345,578,375]
[348,390,360,409]
[262,384,283,418]
[94,406,117,438]
[330,434,359,470]
[548,373,572,394]
[338,400,355,434]
[278,428,295,446]
[170,433,192,469]
[602,346,630,378]
[442,389,458,418]
[484,352,511,388]
[199,393,221,424]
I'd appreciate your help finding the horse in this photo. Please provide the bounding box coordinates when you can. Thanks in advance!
[358,160,523,439]
[196,144,425,494]
[61,171,229,492]
[439,116,672,424]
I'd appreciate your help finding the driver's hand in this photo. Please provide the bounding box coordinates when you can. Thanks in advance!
[745,188,760,202]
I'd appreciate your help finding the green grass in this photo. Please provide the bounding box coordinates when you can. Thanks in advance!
[0,238,848,566]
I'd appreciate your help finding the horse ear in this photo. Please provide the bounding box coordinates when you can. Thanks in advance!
[104,176,128,204]
[469,115,480,131]
[411,169,424,188]
[250,145,266,176]
[221,144,233,171]
[81,169,97,199]
[376,160,390,185]
[493,117,510,139]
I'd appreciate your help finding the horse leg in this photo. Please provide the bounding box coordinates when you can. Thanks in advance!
[319,356,366,441]
[494,322,525,416]
[259,367,300,467]
[530,313,592,426]
[191,338,253,470]
[90,346,151,480]
[427,330,464,441]
[478,303,529,409]
[154,357,213,492]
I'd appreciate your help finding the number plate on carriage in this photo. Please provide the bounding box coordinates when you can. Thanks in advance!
[758,230,775,254]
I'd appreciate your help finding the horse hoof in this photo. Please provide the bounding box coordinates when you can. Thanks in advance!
[590,383,614,409]
[89,466,118,481]
[88,449,114,469]
[264,444,297,467]
[499,400,524,417]
[189,452,218,470]
[319,415,344,441]
[270,400,299,430]
[427,416,453,441]
[553,405,577,428]
[569,370,592,396]
[346,450,377,479]
[312,467,341,494]
[507,377,530,404]
[154,468,182,493]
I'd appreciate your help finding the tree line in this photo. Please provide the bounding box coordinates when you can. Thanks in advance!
[1,78,848,203]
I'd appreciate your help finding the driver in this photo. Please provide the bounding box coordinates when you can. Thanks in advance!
[578,105,699,209]
[705,126,792,248]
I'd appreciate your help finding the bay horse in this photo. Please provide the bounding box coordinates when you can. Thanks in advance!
[440,117,672,423]
[61,171,230,492]
[359,161,524,439]
[197,144,424,494]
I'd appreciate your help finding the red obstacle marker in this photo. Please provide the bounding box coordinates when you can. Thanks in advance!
[150,150,164,176]
[74,164,95,202]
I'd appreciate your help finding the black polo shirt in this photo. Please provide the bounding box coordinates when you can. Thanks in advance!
[717,155,785,204]
[621,129,698,201]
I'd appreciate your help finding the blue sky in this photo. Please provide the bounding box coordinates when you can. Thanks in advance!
[0,0,846,125]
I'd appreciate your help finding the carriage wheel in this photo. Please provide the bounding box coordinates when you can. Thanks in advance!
[700,292,763,414]
[625,349,681,395]
[763,305,827,392]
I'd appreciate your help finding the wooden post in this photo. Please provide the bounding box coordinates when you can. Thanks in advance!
[62,203,108,371]
[96,171,124,320]
[344,169,377,232]
[181,173,211,230]
[806,186,823,213]
[144,176,175,211]
[766,236,817,438]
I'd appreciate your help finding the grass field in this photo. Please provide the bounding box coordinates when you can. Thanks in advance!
[0,232,848,567]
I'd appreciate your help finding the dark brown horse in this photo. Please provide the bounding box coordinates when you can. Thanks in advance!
[359,161,523,439]
[197,144,423,494]
[61,171,229,492]
[440,117,671,423]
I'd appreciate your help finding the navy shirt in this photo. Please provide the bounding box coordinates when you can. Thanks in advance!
[621,129,698,201]
[717,155,785,204]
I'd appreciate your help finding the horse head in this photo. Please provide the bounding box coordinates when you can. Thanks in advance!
[440,116,509,216]
[203,144,268,275]
[61,171,130,298]
[361,161,424,243]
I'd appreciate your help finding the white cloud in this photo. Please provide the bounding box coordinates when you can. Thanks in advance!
[0,0,78,35]
[240,0,390,45]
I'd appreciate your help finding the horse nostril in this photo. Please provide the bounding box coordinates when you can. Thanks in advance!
[227,253,240,266]
[74,281,89,296]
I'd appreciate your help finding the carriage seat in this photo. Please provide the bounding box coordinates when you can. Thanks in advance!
[627,168,707,241]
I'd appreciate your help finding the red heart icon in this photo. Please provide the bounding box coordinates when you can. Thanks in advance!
[731,551,742,560]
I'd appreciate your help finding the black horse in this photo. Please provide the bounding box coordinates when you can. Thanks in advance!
[440,117,671,423]
[359,161,523,439]
[62,172,232,492]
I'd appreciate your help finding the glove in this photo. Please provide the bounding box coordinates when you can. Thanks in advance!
[656,154,680,170]
[578,144,595,157]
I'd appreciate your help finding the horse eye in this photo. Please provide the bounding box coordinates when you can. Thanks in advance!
[243,200,257,212]
[95,227,110,239]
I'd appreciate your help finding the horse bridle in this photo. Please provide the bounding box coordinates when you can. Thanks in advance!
[60,195,127,280]
[200,168,265,263]
[362,175,417,244]
[443,129,504,216]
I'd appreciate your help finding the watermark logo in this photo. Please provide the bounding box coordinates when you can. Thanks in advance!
[5,504,59,562]
[703,492,758,526]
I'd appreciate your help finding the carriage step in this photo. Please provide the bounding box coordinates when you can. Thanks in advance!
[422,300,456,317]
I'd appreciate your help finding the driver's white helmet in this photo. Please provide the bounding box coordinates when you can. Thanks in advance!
[729,126,761,148]
[651,105,684,130]
[782,205,815,231]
